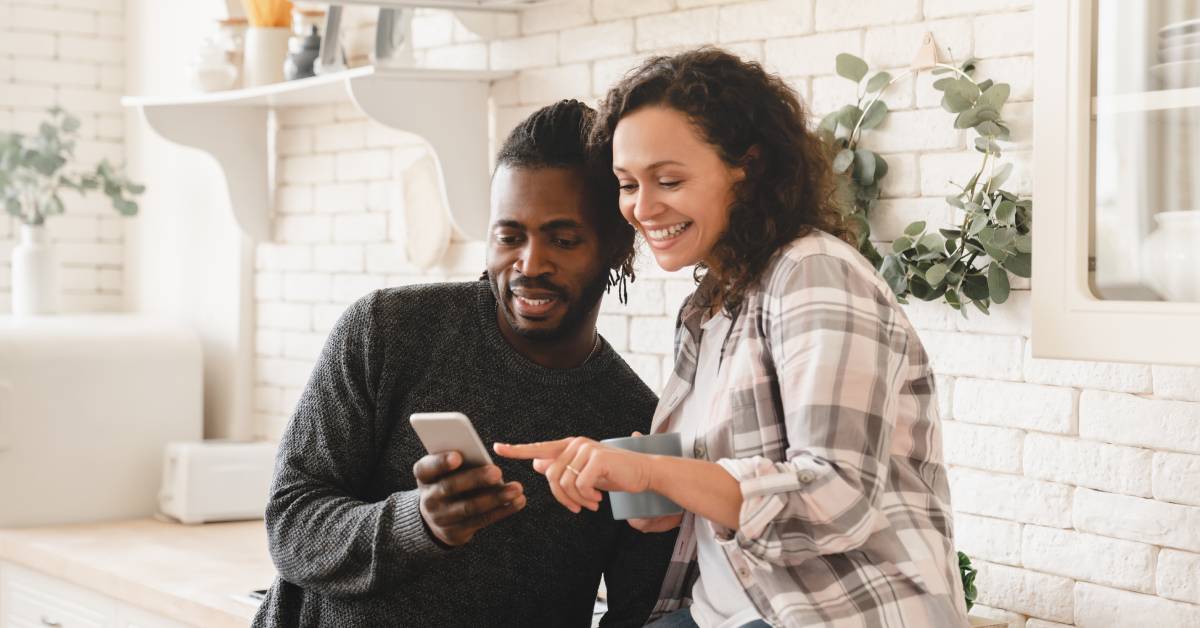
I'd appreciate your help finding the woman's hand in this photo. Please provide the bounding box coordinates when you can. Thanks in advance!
[628,513,683,533]
[493,437,654,514]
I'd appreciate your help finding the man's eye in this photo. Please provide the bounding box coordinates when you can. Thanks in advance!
[496,234,521,245]
[553,238,580,248]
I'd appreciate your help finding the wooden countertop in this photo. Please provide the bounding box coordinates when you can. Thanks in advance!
[0,518,274,627]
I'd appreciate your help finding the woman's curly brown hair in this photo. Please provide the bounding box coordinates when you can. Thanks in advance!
[590,47,852,313]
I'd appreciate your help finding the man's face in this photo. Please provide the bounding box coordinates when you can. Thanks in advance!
[486,165,610,342]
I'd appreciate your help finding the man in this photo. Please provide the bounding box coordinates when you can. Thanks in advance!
[253,100,676,627]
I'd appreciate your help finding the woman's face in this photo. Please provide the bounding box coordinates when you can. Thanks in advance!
[612,106,745,272]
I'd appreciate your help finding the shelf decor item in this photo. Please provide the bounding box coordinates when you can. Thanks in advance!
[0,108,144,315]
[242,0,293,87]
[821,53,1032,317]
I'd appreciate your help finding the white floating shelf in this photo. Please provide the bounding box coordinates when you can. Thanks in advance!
[1092,86,1200,115]
[333,0,560,11]
[123,66,512,242]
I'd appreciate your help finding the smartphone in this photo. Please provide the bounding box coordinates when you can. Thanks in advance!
[409,412,494,468]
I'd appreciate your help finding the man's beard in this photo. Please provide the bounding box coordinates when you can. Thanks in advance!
[488,269,609,343]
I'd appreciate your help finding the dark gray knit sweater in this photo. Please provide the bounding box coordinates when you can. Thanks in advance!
[252,281,678,628]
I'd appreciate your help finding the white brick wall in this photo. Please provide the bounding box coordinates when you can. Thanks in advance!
[246,2,1200,625]
[1,0,127,313]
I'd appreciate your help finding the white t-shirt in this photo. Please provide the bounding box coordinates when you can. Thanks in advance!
[670,312,763,628]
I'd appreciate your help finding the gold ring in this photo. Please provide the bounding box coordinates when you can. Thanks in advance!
[565,464,581,475]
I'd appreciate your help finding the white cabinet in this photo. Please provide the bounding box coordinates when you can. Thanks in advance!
[1032,0,1200,365]
[0,563,188,628]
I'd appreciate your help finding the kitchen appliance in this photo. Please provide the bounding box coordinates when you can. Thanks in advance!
[158,441,277,524]
[0,315,203,527]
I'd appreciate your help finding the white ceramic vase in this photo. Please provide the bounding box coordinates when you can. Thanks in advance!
[11,224,59,316]
[243,27,291,87]
[1141,210,1200,301]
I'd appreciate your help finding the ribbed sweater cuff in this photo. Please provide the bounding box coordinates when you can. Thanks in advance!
[392,489,453,558]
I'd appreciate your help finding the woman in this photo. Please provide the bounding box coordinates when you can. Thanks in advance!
[496,48,968,628]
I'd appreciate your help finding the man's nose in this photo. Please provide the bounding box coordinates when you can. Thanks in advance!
[516,238,553,277]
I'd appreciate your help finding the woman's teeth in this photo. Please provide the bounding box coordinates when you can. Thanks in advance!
[647,222,691,241]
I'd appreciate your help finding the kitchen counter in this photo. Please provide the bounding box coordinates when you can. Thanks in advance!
[0,518,273,627]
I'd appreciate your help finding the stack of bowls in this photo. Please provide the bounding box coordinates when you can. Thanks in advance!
[1154,17,1200,88]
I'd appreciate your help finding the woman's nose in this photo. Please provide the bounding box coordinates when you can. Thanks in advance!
[632,189,662,223]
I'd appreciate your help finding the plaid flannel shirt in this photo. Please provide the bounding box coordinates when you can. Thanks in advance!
[647,231,969,627]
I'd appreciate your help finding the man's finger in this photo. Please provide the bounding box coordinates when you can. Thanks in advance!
[433,464,503,501]
[460,493,527,531]
[493,439,571,460]
[442,482,523,524]
[413,451,462,484]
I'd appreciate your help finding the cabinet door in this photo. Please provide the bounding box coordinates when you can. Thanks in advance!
[0,563,115,628]
[1033,0,1200,365]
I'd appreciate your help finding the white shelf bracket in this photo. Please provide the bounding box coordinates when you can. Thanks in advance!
[349,73,492,240]
[135,105,271,241]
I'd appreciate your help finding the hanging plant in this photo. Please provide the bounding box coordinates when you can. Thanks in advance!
[819,54,1033,316]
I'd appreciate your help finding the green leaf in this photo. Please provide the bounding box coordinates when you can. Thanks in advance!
[904,221,926,237]
[942,90,973,114]
[854,148,876,184]
[1002,252,1032,277]
[866,71,892,93]
[963,274,990,300]
[988,162,1014,190]
[932,77,956,91]
[880,255,908,295]
[976,120,1004,137]
[975,136,1000,154]
[1015,234,1032,253]
[874,153,889,180]
[838,104,864,129]
[62,115,81,133]
[833,148,855,174]
[994,200,1017,225]
[819,111,840,132]
[988,263,1011,303]
[836,53,869,82]
[927,263,950,286]
[977,83,1011,112]
[893,236,914,253]
[918,232,944,252]
[977,79,994,93]
[859,100,888,130]
[955,108,981,129]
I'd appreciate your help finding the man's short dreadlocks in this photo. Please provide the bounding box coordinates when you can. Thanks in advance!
[491,99,636,303]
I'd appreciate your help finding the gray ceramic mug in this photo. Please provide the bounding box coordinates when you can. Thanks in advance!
[601,433,685,520]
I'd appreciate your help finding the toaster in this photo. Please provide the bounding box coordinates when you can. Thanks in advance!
[158,440,278,524]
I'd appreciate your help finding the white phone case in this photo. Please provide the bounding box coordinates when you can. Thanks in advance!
[409,412,494,468]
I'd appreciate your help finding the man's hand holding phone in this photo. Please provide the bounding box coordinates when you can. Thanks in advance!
[413,451,525,547]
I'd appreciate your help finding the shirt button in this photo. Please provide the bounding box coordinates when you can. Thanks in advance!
[798,471,816,484]
[737,567,751,579]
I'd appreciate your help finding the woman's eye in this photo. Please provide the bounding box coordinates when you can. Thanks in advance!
[659,180,681,189]
[618,183,638,193]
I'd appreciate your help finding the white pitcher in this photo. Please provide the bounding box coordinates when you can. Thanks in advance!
[11,224,59,316]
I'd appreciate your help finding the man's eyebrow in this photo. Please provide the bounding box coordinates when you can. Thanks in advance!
[493,219,525,230]
[613,160,685,173]
[539,219,584,232]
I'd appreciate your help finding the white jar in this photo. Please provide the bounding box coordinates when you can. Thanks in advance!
[243,26,291,87]
[11,224,59,316]
[1141,210,1200,302]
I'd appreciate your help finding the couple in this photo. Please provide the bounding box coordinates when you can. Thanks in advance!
[253,49,968,628]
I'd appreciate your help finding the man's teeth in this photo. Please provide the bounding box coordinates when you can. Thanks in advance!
[647,222,691,241]
[517,296,552,306]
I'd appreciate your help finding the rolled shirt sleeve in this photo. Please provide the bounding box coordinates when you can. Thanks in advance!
[709,254,908,569]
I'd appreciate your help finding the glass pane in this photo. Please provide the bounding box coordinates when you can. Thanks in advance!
[1092,0,1200,302]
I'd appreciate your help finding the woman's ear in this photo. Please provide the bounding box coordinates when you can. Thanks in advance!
[732,145,761,183]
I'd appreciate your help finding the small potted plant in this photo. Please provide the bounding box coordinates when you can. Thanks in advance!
[0,107,144,315]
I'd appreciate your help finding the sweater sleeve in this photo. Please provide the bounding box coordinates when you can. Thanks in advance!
[600,521,679,628]
[264,291,450,596]
[711,254,908,568]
